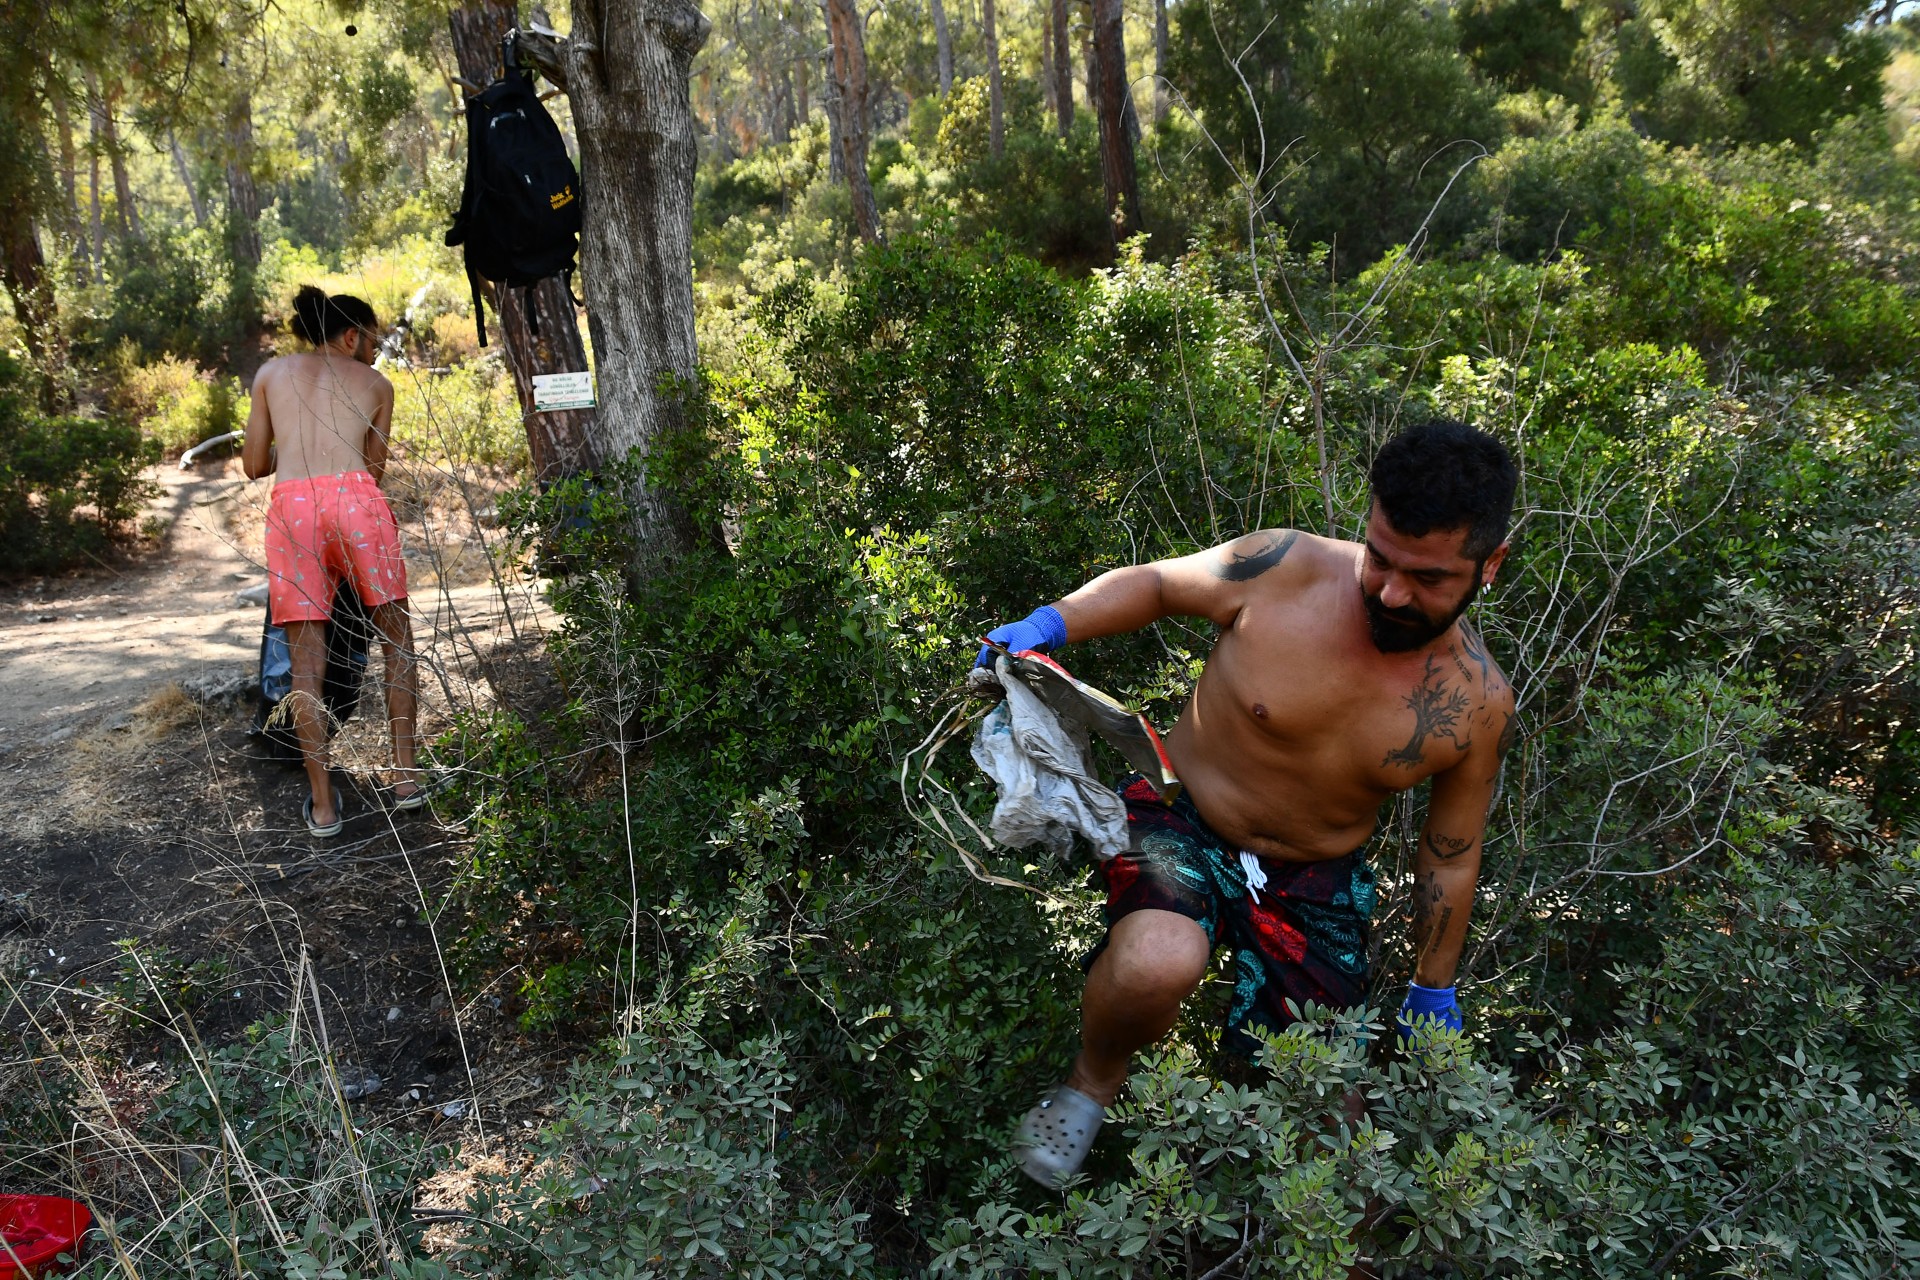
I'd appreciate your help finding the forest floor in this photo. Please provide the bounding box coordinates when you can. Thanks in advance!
[0,453,571,1190]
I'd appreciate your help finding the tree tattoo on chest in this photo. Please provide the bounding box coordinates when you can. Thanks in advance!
[1383,654,1472,769]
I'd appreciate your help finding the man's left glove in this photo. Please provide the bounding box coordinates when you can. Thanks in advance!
[1396,982,1464,1046]
[975,605,1068,668]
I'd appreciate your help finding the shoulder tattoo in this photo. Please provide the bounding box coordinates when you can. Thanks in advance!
[1211,529,1300,582]
[1383,654,1472,769]
[1496,708,1519,760]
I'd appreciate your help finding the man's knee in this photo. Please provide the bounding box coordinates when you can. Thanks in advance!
[1101,910,1211,1006]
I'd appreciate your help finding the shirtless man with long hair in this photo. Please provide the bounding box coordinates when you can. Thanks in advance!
[243,286,425,836]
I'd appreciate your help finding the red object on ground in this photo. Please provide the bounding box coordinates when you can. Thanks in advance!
[0,1196,91,1279]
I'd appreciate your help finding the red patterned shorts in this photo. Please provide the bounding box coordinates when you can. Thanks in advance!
[1099,777,1377,1054]
[265,471,407,624]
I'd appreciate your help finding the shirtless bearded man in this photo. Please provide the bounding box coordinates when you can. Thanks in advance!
[242,286,426,837]
[979,419,1519,1187]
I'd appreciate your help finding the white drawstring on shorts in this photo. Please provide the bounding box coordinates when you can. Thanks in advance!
[1239,850,1268,904]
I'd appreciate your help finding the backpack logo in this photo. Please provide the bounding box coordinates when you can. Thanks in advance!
[550,186,575,210]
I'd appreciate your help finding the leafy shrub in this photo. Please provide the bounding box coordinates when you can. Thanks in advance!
[933,77,1112,269]
[117,359,242,458]
[81,224,237,366]
[61,1015,435,1280]
[101,938,234,1038]
[447,218,1920,1275]
[389,359,526,470]
[0,354,156,577]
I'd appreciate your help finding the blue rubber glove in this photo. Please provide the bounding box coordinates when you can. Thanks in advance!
[976,605,1069,667]
[1396,982,1464,1046]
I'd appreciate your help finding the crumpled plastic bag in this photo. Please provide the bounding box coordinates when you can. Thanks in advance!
[970,655,1129,860]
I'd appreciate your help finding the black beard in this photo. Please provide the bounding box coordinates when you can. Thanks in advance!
[1364,575,1480,654]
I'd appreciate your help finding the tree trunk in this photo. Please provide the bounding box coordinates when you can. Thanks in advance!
[171,133,207,227]
[983,0,1003,156]
[1041,2,1054,121]
[1153,0,1169,124]
[822,50,844,180]
[775,64,795,142]
[52,88,88,273]
[85,75,104,277]
[450,0,597,485]
[102,83,141,242]
[224,88,264,338]
[796,49,809,122]
[1091,0,1141,247]
[931,0,954,95]
[1052,0,1073,136]
[521,0,715,572]
[0,209,68,408]
[824,0,881,243]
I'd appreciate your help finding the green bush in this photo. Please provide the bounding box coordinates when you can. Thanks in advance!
[389,359,527,470]
[430,217,1920,1277]
[0,354,156,577]
[63,1015,435,1279]
[142,366,242,458]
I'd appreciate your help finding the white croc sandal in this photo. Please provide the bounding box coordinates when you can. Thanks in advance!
[1014,1085,1104,1188]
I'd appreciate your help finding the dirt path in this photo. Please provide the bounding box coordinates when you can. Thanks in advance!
[1,456,567,1146]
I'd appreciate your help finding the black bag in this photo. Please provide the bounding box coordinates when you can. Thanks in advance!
[249,584,374,765]
[444,45,582,348]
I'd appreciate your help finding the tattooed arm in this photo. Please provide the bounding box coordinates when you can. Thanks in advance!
[1409,687,1514,987]
[1049,530,1308,641]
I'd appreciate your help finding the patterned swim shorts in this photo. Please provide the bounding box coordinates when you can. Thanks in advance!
[265,470,408,624]
[1097,776,1377,1055]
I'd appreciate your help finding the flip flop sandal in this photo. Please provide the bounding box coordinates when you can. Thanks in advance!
[303,794,345,839]
[1014,1085,1104,1188]
[391,774,442,812]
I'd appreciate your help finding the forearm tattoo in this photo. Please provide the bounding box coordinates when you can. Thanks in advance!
[1424,830,1474,861]
[1411,874,1454,954]
[1211,529,1300,582]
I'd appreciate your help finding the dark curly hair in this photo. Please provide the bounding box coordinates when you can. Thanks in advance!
[290,285,377,346]
[1368,418,1518,560]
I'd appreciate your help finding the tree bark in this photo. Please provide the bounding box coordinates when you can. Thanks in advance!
[102,83,141,242]
[796,48,809,122]
[1051,0,1074,136]
[983,0,1003,156]
[52,87,88,273]
[1041,1,1054,121]
[824,0,881,243]
[931,0,954,95]
[775,64,795,142]
[822,49,844,180]
[224,88,263,328]
[449,0,597,485]
[521,0,715,571]
[85,75,104,276]
[0,208,67,408]
[1153,0,1169,124]
[1091,0,1141,246]
[170,133,207,227]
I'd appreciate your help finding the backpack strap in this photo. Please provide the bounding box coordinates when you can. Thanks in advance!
[468,261,489,348]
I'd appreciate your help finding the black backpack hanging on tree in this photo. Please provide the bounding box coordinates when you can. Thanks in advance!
[445,30,582,347]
